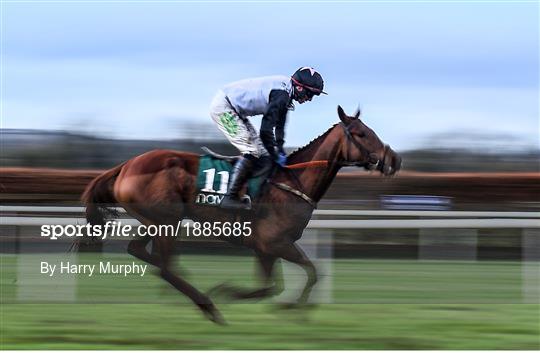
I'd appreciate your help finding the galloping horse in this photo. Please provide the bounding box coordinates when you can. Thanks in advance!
[81,106,402,323]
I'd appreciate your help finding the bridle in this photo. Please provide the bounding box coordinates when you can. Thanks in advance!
[270,122,390,209]
[339,122,388,172]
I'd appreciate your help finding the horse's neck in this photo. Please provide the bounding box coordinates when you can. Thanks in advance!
[284,127,343,203]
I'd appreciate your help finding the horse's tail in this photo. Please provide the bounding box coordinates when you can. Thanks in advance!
[81,162,125,228]
[75,162,126,252]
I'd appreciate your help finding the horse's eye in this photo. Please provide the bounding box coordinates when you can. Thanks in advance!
[357,132,366,138]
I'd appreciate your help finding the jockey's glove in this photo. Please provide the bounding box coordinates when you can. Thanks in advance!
[276,152,287,167]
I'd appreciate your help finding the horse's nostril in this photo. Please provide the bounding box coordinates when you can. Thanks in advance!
[369,153,379,164]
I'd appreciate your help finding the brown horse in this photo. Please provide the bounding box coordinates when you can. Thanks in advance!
[81,106,401,323]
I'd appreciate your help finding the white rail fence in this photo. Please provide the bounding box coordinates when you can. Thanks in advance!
[1,206,539,303]
[2,205,539,218]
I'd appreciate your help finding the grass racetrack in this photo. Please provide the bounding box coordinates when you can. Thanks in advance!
[1,253,539,349]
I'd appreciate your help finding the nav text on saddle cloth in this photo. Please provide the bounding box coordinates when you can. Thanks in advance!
[195,156,263,207]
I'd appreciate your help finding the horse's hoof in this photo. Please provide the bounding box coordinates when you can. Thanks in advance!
[276,302,300,310]
[301,303,317,310]
[205,309,227,325]
[276,302,317,310]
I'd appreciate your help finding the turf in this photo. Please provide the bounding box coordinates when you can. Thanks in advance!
[1,254,539,349]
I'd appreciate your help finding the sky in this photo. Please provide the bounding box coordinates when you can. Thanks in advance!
[2,0,539,151]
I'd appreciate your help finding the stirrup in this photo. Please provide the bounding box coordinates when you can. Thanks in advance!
[220,195,252,210]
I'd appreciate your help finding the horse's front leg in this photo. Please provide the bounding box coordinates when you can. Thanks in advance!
[257,236,318,306]
[208,251,284,300]
[275,242,318,304]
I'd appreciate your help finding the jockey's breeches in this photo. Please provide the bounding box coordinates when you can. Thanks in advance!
[209,90,269,158]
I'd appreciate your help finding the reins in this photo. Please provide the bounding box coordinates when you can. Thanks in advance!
[284,160,328,169]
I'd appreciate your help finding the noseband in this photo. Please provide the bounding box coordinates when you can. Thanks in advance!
[339,122,387,171]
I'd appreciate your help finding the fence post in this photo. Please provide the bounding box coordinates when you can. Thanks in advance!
[16,225,77,303]
[522,228,540,303]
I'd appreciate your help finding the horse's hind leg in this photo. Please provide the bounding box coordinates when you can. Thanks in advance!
[124,211,163,267]
[124,206,224,323]
[127,237,160,267]
[156,236,225,324]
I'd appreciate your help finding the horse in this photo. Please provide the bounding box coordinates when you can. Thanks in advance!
[81,106,402,324]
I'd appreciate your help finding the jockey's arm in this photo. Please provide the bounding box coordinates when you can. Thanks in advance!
[275,107,287,155]
[260,89,290,159]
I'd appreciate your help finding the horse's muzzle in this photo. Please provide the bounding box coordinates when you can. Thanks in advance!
[378,146,402,176]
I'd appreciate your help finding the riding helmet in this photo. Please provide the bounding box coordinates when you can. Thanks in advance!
[291,67,327,95]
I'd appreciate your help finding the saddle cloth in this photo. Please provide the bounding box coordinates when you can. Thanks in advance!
[195,155,266,207]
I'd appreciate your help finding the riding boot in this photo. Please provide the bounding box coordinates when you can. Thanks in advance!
[220,156,254,210]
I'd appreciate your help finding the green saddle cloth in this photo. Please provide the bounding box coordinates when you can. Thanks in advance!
[195,155,265,206]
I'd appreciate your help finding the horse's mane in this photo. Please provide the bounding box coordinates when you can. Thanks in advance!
[288,123,339,159]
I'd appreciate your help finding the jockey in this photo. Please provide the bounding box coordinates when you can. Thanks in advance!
[210,67,326,210]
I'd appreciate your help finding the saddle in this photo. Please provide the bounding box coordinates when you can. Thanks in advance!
[200,147,273,178]
[200,146,237,163]
[195,147,274,207]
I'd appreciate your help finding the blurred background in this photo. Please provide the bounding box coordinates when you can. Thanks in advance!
[1,0,539,350]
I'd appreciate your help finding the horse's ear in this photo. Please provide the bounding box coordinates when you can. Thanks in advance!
[354,107,361,119]
[337,105,354,125]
